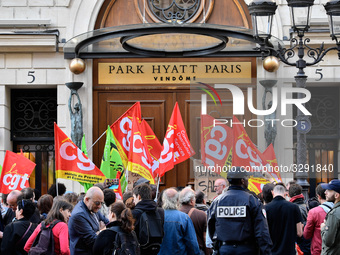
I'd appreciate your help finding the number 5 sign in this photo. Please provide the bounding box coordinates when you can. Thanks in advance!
[295,116,312,134]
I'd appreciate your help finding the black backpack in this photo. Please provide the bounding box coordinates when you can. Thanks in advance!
[28,220,61,255]
[109,226,140,255]
[135,209,164,254]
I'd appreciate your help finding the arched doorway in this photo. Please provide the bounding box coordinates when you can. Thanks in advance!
[90,0,257,190]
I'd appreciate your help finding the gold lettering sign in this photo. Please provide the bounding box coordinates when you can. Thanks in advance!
[98,62,252,84]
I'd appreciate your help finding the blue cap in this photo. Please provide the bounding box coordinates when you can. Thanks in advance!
[321,179,340,194]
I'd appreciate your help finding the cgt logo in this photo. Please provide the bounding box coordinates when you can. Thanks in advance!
[200,84,311,116]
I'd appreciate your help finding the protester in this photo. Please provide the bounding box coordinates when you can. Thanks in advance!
[158,188,200,255]
[213,178,227,197]
[7,190,22,213]
[47,183,67,198]
[1,193,15,226]
[123,191,135,210]
[21,187,41,224]
[132,184,164,255]
[37,194,54,222]
[304,184,334,255]
[24,199,73,255]
[195,190,209,212]
[266,183,303,255]
[93,201,139,255]
[289,184,311,255]
[208,167,272,255]
[68,186,109,255]
[1,199,37,254]
[133,178,150,188]
[179,187,208,255]
[63,192,79,206]
[100,188,116,218]
[262,183,275,205]
[320,179,340,254]
[150,184,157,200]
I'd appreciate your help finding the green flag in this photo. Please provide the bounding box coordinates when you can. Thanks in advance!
[80,134,93,192]
[0,164,2,177]
[101,126,127,192]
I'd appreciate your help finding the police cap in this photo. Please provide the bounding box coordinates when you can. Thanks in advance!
[227,166,251,181]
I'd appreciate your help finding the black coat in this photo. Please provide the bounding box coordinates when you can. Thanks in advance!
[92,221,121,255]
[132,199,164,236]
[1,218,37,255]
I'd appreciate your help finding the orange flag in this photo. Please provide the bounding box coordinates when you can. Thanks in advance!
[110,102,141,168]
[140,119,162,178]
[201,114,233,178]
[127,117,155,184]
[263,144,282,183]
[54,123,106,184]
[248,177,270,194]
[232,116,267,172]
[0,151,36,194]
[159,102,195,177]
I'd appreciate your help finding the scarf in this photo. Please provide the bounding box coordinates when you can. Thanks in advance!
[289,194,304,203]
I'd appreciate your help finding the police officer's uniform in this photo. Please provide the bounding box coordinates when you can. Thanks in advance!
[207,168,272,255]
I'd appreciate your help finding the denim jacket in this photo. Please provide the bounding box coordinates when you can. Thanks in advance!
[158,209,200,255]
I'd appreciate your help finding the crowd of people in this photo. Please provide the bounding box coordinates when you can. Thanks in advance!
[0,172,339,255]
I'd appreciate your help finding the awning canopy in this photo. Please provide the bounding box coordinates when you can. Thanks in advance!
[64,23,283,59]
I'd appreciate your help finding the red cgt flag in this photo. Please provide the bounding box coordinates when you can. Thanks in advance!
[0,150,36,194]
[110,102,141,168]
[55,123,106,184]
[140,119,162,178]
[263,144,282,183]
[232,116,267,171]
[201,114,233,178]
[127,117,155,184]
[159,102,195,177]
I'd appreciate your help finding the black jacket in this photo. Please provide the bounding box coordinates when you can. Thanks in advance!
[132,199,164,235]
[92,221,121,255]
[1,218,37,255]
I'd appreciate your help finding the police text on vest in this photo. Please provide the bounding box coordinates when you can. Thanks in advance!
[217,206,246,218]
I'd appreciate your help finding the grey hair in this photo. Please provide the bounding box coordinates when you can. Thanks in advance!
[273,185,286,195]
[162,188,179,210]
[179,188,195,205]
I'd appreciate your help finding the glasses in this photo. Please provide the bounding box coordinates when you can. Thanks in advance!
[93,201,104,206]
[214,184,224,188]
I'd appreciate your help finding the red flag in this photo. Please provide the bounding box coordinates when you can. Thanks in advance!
[140,119,162,178]
[201,114,233,178]
[127,117,155,184]
[54,123,106,184]
[159,103,195,177]
[232,116,267,171]
[110,102,141,168]
[263,144,282,183]
[0,151,36,194]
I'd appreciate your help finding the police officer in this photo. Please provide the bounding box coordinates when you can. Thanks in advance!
[207,167,272,255]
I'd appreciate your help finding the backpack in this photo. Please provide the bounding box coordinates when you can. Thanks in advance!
[109,226,140,255]
[135,209,164,254]
[28,220,61,255]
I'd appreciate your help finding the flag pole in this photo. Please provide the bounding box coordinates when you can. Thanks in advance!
[88,129,106,152]
[155,175,160,202]
[56,178,59,196]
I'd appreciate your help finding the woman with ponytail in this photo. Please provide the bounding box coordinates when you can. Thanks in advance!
[93,201,140,255]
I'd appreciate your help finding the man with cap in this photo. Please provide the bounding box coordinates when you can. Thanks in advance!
[207,166,272,255]
[320,179,340,255]
[133,177,150,188]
